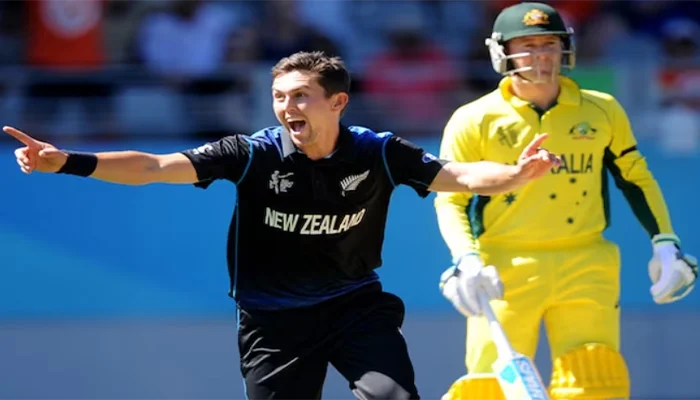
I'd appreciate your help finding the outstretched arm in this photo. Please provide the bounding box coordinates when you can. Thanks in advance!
[6,126,250,186]
[429,133,559,195]
[84,151,196,185]
[430,160,521,195]
[382,132,559,199]
[6,126,197,185]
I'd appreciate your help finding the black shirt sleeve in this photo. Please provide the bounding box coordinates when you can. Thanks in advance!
[180,134,253,189]
[383,136,447,198]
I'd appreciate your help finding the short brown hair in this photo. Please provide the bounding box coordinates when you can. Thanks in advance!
[271,51,351,97]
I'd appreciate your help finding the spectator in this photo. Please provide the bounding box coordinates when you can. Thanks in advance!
[575,11,631,62]
[485,0,602,31]
[136,0,245,139]
[0,1,23,65]
[362,14,460,137]
[22,0,115,142]
[609,1,700,40]
[655,18,700,155]
[257,1,340,63]
[137,0,237,80]
[219,25,260,135]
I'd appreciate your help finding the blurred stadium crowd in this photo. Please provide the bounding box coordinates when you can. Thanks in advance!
[0,0,698,153]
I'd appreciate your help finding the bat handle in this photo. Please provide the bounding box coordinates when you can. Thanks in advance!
[477,290,517,357]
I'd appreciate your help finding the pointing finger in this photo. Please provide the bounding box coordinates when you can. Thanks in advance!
[522,133,549,157]
[4,126,40,148]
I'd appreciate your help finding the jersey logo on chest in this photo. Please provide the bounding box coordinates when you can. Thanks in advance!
[496,123,521,148]
[340,170,370,197]
[269,170,294,194]
[569,122,597,140]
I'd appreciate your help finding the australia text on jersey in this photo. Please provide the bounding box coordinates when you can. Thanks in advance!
[264,207,367,235]
[505,153,594,175]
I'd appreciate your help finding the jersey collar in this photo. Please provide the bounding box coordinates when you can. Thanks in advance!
[280,124,355,161]
[281,125,297,158]
[498,75,581,108]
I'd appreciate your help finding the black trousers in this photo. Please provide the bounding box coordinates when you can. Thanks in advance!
[237,283,419,399]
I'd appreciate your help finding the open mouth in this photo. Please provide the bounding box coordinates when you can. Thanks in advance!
[288,120,307,134]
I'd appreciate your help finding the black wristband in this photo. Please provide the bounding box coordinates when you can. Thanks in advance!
[57,151,98,177]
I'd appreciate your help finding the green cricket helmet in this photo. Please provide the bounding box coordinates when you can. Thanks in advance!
[485,2,575,82]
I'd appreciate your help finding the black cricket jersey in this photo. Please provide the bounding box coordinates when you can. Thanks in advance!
[181,125,445,310]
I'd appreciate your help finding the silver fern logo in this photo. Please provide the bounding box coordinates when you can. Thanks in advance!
[340,170,370,197]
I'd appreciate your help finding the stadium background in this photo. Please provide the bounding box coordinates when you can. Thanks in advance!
[1,1,699,399]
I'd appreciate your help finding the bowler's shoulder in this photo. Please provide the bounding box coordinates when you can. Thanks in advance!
[346,125,395,145]
[243,126,287,152]
[346,125,393,138]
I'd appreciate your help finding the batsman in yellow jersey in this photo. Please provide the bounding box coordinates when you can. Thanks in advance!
[436,2,698,400]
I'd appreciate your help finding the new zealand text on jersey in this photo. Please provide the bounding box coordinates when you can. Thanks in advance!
[264,207,366,235]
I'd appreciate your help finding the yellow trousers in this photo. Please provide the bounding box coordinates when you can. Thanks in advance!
[467,238,621,372]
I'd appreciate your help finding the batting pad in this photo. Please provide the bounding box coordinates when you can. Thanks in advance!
[441,373,505,400]
[550,343,630,400]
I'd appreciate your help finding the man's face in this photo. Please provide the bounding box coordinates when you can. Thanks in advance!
[507,34,563,83]
[272,70,345,147]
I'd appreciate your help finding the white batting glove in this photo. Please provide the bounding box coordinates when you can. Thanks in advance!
[439,254,504,317]
[649,234,698,304]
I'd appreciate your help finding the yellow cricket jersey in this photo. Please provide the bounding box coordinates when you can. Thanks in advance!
[435,76,675,258]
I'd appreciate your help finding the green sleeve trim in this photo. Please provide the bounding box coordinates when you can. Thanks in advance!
[468,195,492,239]
[603,147,660,237]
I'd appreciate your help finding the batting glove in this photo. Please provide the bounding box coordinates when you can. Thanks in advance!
[649,234,698,304]
[440,254,504,317]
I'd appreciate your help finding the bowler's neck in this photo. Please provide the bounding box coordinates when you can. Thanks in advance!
[299,125,340,161]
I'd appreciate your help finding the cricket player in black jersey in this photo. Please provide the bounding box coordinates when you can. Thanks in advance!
[7,51,559,400]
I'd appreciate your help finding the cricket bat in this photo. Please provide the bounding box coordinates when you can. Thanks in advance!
[477,290,551,400]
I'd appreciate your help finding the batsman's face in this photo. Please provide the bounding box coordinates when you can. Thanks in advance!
[272,71,345,148]
[507,35,563,83]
